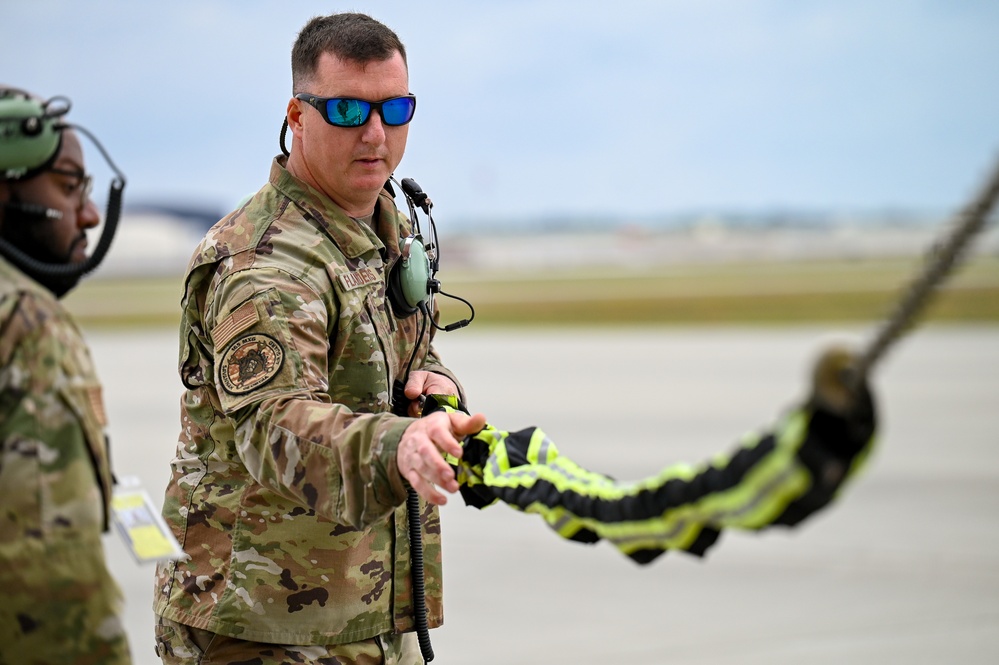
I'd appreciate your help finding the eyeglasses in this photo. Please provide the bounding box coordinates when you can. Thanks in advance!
[48,167,94,209]
[295,93,417,128]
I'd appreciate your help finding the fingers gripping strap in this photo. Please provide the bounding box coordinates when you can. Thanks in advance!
[421,393,467,417]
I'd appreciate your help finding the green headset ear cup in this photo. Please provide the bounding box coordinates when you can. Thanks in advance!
[0,95,63,178]
[388,236,431,318]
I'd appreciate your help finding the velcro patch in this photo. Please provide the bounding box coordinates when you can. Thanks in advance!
[219,333,285,395]
[212,300,260,349]
[87,386,108,427]
[337,267,379,292]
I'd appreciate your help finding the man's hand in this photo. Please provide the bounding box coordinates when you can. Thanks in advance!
[398,410,487,505]
[403,371,459,417]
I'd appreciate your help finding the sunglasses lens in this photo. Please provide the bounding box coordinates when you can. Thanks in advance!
[381,96,416,126]
[314,96,415,127]
[325,98,370,127]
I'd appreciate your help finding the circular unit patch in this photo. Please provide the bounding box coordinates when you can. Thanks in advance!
[220,333,285,395]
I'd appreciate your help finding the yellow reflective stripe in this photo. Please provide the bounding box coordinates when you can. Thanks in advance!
[705,459,810,529]
[841,433,876,491]
[690,412,810,528]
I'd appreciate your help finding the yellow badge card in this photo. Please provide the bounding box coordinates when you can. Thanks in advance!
[111,478,185,564]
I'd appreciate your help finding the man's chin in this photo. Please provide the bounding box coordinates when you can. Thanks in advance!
[68,238,89,264]
[353,173,389,188]
[350,163,391,185]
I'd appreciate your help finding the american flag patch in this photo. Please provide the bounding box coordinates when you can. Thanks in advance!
[212,300,260,349]
[87,386,107,427]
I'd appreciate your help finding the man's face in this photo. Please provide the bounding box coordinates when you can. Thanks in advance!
[2,130,100,264]
[288,51,410,216]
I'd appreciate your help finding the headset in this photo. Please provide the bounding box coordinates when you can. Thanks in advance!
[387,175,475,415]
[387,175,474,331]
[0,88,126,290]
[0,90,66,180]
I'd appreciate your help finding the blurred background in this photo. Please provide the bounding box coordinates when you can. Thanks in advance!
[4,1,998,663]
[5,0,999,323]
[3,0,999,284]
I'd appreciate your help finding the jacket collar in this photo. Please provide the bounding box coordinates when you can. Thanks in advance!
[268,156,403,261]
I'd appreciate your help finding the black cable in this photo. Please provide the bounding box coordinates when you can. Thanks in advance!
[279,118,290,157]
[407,487,434,662]
[390,308,435,663]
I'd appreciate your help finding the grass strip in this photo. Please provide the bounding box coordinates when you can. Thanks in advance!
[64,256,999,329]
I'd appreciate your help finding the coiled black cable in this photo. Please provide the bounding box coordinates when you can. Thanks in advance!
[406,488,434,662]
[391,309,434,663]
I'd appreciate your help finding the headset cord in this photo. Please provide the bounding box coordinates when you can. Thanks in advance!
[407,487,434,662]
[392,310,435,663]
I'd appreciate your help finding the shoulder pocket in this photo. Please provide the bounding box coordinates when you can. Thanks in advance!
[213,288,300,413]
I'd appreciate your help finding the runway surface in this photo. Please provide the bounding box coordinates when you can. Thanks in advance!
[91,325,999,664]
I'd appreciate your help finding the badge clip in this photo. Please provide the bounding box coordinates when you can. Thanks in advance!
[111,476,185,564]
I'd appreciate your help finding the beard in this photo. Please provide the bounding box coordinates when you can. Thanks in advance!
[0,195,83,297]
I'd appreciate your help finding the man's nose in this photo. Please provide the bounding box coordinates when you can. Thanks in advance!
[361,112,386,144]
[78,197,100,229]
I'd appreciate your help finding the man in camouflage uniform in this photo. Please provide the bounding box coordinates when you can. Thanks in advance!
[153,14,486,664]
[0,88,132,664]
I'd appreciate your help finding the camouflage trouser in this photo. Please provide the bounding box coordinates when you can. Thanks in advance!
[154,616,423,665]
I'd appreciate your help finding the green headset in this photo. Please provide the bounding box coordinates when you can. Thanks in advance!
[0,91,66,180]
[389,176,474,331]
[0,87,126,289]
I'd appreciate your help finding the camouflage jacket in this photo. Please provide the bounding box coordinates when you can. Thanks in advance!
[0,255,129,663]
[154,157,462,646]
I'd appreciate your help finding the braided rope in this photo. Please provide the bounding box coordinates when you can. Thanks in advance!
[853,155,999,384]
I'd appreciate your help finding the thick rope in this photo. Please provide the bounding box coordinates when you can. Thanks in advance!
[852,155,999,385]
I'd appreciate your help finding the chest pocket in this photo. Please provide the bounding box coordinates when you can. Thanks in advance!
[328,281,392,413]
[326,261,424,414]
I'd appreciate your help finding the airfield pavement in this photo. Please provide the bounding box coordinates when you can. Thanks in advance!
[92,324,999,664]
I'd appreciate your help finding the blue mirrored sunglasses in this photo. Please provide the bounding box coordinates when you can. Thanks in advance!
[295,93,417,128]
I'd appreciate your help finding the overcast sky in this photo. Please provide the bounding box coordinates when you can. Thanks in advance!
[3,1,998,226]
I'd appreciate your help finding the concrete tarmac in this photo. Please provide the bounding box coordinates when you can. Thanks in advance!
[91,325,999,664]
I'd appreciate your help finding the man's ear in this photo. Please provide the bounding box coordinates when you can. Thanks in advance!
[286,98,304,134]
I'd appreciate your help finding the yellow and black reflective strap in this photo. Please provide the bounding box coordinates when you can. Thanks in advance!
[424,395,874,565]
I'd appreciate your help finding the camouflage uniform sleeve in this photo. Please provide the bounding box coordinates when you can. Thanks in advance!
[206,267,414,529]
